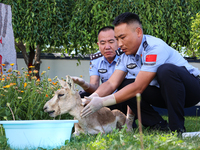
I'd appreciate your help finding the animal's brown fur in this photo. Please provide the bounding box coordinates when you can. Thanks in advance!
[43,75,126,135]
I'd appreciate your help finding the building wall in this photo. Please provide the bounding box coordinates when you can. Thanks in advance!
[17,58,90,83]
[17,57,200,84]
[17,58,90,91]
[17,56,200,106]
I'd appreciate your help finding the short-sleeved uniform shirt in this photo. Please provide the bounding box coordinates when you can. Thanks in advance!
[89,52,134,83]
[115,35,200,87]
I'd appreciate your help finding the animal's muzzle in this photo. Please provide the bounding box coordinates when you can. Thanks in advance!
[47,110,55,115]
[43,106,55,114]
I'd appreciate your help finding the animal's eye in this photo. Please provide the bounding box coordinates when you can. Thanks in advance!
[58,94,64,98]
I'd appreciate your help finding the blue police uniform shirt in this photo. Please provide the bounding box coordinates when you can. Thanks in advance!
[89,52,134,83]
[115,35,200,87]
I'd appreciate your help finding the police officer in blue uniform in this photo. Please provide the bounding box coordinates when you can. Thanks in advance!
[81,12,200,134]
[75,26,170,131]
[72,26,134,110]
[89,50,131,84]
[72,26,137,130]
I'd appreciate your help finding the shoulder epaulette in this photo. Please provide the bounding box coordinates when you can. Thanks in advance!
[90,52,103,60]
[143,41,148,51]
[115,48,124,56]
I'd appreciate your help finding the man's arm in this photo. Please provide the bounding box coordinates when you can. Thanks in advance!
[95,70,127,97]
[114,71,156,103]
[72,69,127,100]
[85,75,100,93]
[80,71,156,118]
[80,70,127,106]
[71,75,100,93]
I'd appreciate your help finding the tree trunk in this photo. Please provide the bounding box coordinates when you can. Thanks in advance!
[28,45,35,69]
[33,45,41,79]
[15,41,29,66]
[15,41,41,79]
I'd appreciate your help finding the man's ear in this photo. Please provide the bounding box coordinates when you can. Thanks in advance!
[136,27,143,37]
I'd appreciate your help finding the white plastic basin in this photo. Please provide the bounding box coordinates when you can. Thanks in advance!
[0,120,78,149]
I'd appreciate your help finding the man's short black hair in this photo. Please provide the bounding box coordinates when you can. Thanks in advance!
[112,12,142,26]
[98,26,114,35]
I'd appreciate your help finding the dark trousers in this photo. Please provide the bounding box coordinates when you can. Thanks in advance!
[154,64,200,131]
[113,78,165,127]
[121,64,200,131]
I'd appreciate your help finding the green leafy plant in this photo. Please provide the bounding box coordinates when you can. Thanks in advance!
[190,12,200,57]
[62,119,200,150]
[68,0,200,53]
[0,64,72,120]
[0,71,200,150]
[1,0,200,69]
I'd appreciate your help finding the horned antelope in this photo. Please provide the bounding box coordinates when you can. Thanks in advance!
[43,75,126,135]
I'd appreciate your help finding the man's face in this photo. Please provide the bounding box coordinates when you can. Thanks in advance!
[114,23,142,55]
[97,29,118,61]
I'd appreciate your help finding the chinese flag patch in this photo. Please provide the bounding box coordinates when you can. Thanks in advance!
[145,54,157,62]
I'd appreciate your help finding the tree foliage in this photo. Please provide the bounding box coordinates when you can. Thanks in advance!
[3,0,74,47]
[1,0,75,77]
[189,11,200,57]
[0,0,200,74]
[68,0,200,54]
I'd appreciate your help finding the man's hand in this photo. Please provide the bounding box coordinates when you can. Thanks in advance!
[81,92,99,106]
[81,97,92,106]
[80,94,116,118]
[81,97,103,117]
[71,76,90,90]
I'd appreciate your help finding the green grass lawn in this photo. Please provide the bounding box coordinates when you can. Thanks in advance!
[0,116,200,150]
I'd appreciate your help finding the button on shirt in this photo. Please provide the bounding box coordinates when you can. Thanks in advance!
[89,54,134,83]
[115,35,200,87]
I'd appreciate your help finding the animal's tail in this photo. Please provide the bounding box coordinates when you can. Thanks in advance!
[112,109,126,129]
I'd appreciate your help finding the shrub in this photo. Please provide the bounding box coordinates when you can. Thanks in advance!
[189,12,200,57]
[0,64,72,120]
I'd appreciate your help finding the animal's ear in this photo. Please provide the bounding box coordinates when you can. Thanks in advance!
[58,78,67,88]
[66,75,76,94]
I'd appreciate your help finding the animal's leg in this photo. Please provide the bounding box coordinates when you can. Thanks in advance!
[98,121,105,134]
[73,123,84,136]
[111,109,126,130]
[125,106,135,131]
